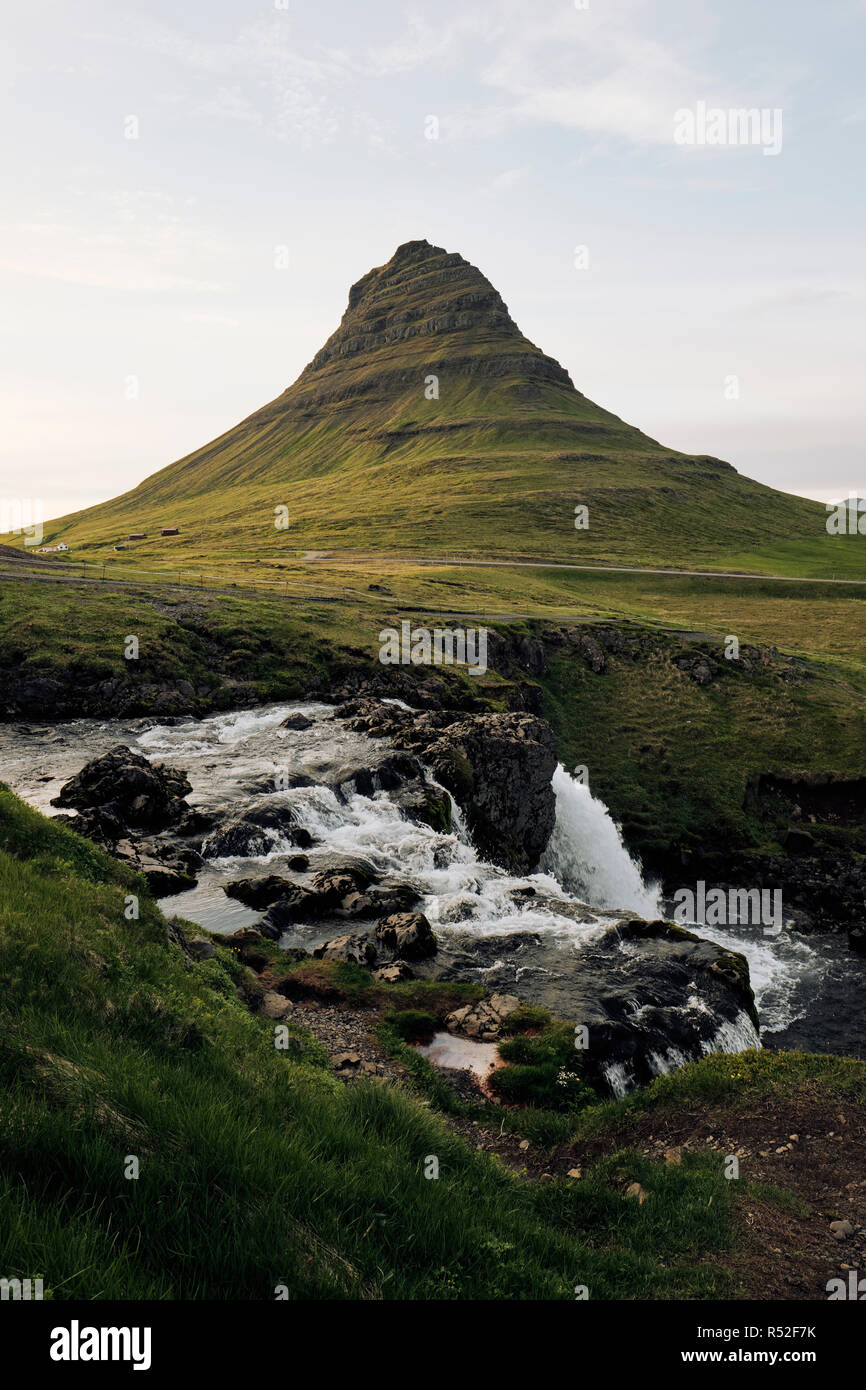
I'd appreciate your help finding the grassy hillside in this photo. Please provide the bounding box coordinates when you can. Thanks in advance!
[14,239,856,578]
[2,784,864,1301]
[2,570,864,871]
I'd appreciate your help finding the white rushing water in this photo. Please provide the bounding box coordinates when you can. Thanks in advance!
[541,766,662,918]
[1,700,858,1064]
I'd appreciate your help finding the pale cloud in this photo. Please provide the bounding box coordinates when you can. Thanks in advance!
[482,166,532,194]
[745,285,852,313]
[0,207,228,293]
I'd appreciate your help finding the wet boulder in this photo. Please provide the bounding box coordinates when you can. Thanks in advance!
[203,802,313,860]
[326,750,426,800]
[280,712,314,731]
[336,884,418,920]
[51,745,192,839]
[420,714,557,872]
[313,933,378,966]
[375,912,437,961]
[225,875,299,909]
[258,887,325,939]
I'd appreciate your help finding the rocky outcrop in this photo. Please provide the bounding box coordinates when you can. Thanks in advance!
[414,908,758,1094]
[311,911,437,969]
[256,863,418,941]
[420,714,557,871]
[49,746,206,894]
[337,699,557,872]
[445,994,520,1040]
[52,745,194,836]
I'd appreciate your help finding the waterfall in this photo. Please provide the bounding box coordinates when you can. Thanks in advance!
[540,764,661,918]
[2,702,848,1079]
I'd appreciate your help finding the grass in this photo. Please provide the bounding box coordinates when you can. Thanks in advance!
[3,563,865,874]
[0,784,753,1300]
[2,787,865,1300]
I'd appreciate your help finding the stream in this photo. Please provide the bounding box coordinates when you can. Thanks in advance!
[2,700,864,1069]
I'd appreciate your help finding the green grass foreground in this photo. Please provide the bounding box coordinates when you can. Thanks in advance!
[2,786,863,1300]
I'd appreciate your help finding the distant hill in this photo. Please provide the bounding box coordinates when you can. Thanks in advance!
[32,240,840,571]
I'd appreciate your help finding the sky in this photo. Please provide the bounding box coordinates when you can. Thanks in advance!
[1,0,864,522]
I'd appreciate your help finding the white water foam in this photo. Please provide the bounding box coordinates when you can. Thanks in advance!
[541,765,661,918]
[0,701,846,1072]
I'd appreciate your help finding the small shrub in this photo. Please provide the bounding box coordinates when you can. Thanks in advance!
[385,1009,437,1042]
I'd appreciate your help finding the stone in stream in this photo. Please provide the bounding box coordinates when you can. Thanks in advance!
[139,858,197,897]
[280,712,314,731]
[258,887,325,939]
[337,701,557,872]
[203,800,314,860]
[225,875,298,909]
[374,912,437,961]
[51,745,193,840]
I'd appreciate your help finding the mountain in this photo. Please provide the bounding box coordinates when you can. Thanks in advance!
[44,239,828,569]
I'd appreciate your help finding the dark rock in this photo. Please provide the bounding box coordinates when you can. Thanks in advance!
[203,803,313,859]
[225,875,298,909]
[187,935,216,961]
[327,751,424,799]
[342,884,418,919]
[258,887,325,939]
[280,712,313,731]
[51,745,192,839]
[313,933,378,966]
[375,911,437,960]
[311,865,375,899]
[140,860,197,897]
[420,713,557,872]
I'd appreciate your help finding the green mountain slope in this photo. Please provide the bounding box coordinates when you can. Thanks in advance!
[39,240,848,572]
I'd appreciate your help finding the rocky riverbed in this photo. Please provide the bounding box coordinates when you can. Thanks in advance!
[2,697,865,1089]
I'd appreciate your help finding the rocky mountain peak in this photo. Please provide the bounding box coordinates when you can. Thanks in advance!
[294,238,571,399]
